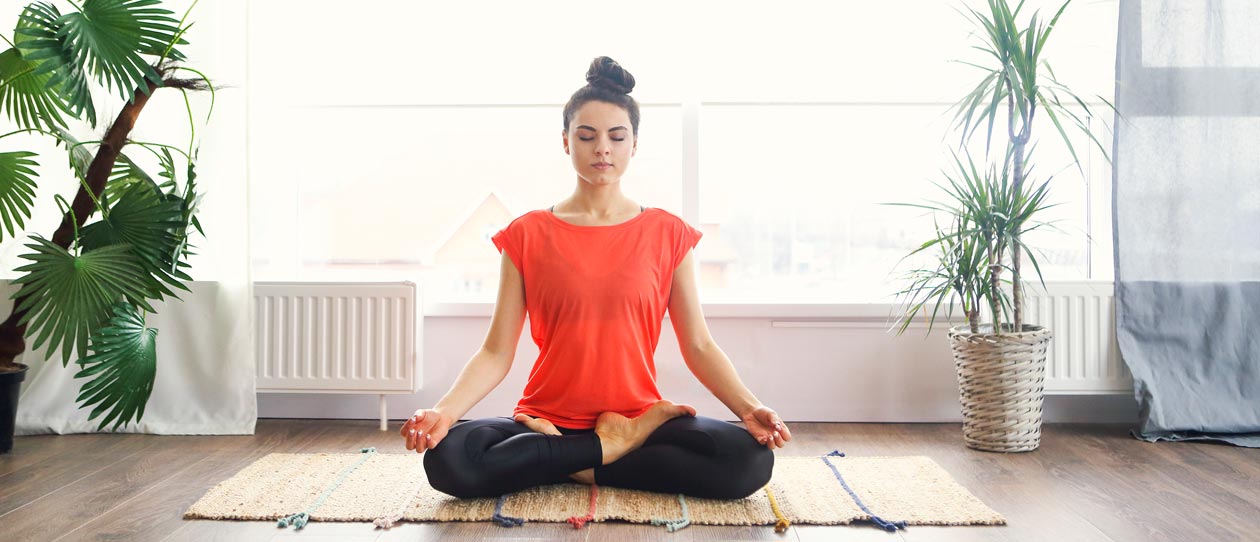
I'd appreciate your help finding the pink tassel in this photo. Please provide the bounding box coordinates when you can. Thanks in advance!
[566,483,599,529]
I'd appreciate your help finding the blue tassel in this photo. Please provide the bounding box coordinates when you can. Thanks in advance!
[492,495,525,527]
[821,454,906,532]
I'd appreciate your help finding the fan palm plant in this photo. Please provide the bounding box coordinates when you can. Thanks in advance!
[0,0,212,435]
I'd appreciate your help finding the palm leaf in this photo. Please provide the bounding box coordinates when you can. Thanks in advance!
[9,237,153,366]
[79,182,191,302]
[0,46,68,130]
[105,152,162,207]
[0,151,40,242]
[57,0,182,104]
[49,126,95,180]
[13,2,94,126]
[72,300,156,431]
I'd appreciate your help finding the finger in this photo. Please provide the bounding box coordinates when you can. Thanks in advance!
[775,421,792,441]
[401,411,424,437]
[415,417,438,437]
[399,418,412,438]
[772,431,785,448]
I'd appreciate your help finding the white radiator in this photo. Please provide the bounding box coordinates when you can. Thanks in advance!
[1021,281,1131,394]
[253,282,420,429]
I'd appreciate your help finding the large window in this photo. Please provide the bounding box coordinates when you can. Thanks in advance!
[247,0,1119,304]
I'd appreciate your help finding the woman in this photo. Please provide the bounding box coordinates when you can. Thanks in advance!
[400,56,792,500]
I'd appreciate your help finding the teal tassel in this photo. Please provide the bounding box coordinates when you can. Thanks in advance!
[650,494,691,532]
[276,446,378,530]
[276,511,309,529]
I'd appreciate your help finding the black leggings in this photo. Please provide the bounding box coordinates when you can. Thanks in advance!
[423,415,774,500]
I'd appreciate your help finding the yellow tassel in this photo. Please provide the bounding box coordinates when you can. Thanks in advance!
[764,486,790,533]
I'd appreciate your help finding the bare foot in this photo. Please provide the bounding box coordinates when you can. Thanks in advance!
[594,400,696,465]
[569,468,596,484]
[514,414,562,436]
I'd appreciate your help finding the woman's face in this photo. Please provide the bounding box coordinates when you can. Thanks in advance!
[563,101,636,187]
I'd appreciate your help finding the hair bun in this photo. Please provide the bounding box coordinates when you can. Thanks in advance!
[585,56,635,94]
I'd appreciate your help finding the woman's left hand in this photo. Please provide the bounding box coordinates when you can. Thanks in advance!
[740,405,792,449]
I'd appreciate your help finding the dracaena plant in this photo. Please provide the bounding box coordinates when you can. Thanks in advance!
[885,147,1061,336]
[949,0,1115,333]
[0,0,213,431]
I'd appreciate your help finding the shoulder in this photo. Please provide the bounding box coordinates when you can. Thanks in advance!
[647,207,692,229]
[499,209,549,232]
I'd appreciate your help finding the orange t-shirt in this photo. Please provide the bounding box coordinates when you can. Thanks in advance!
[491,207,703,429]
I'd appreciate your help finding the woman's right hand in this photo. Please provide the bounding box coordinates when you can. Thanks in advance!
[400,408,455,453]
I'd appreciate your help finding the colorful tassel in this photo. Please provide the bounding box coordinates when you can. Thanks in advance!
[764,485,790,533]
[821,450,907,532]
[492,495,526,527]
[277,447,378,530]
[566,483,599,529]
[650,493,692,532]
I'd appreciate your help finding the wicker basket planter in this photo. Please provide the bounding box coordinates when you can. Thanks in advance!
[947,324,1052,452]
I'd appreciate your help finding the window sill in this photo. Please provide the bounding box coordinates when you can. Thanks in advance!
[421,280,1114,318]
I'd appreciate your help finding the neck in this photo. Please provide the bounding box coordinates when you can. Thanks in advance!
[560,184,634,217]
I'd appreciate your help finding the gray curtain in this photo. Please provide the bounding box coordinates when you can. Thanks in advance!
[1114,0,1260,446]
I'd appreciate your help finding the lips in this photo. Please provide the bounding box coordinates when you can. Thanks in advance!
[592,163,612,170]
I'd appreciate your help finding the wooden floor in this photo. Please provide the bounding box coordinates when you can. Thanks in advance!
[0,419,1257,542]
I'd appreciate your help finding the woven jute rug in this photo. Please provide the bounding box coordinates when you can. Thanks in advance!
[183,449,1005,532]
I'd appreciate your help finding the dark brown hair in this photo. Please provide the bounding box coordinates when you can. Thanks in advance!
[562,56,640,137]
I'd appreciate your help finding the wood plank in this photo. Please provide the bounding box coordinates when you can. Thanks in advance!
[889,424,1108,542]
[0,433,111,477]
[0,420,1253,541]
[57,421,332,542]
[0,432,170,517]
[1049,424,1260,541]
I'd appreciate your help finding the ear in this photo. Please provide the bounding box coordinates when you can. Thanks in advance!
[631,136,637,157]
[562,130,569,154]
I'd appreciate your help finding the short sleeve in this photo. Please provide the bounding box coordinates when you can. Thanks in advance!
[491,225,524,275]
[671,220,704,272]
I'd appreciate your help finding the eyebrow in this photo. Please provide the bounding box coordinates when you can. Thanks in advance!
[576,125,628,132]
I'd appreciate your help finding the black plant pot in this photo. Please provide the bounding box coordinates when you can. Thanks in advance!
[0,363,28,454]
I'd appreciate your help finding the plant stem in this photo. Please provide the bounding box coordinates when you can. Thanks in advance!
[1012,138,1026,332]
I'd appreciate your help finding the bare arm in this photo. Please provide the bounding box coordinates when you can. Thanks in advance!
[668,250,792,449]
[403,252,527,453]
[432,252,527,421]
[667,250,760,418]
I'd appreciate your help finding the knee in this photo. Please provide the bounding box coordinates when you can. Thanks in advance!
[423,436,491,499]
[710,445,775,499]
